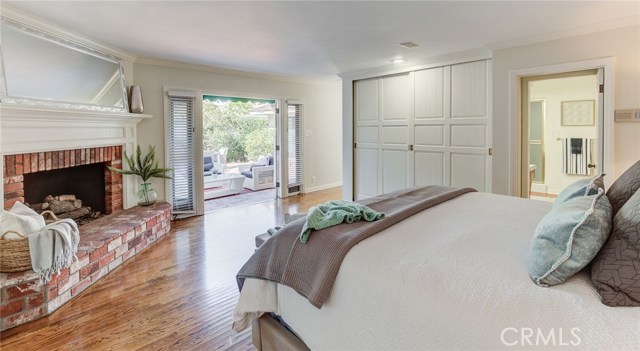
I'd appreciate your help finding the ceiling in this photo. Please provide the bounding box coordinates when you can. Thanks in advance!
[4,1,640,82]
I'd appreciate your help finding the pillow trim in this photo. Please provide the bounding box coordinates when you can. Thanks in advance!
[534,188,605,287]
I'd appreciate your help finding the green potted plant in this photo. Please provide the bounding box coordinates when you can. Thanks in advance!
[108,145,172,206]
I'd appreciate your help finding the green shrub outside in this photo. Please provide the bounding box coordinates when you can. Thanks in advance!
[203,100,275,162]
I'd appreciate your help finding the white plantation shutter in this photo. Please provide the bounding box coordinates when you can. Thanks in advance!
[287,102,303,192]
[167,90,196,217]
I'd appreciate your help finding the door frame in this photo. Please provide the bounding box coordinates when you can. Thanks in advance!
[508,57,614,197]
[520,69,599,198]
[197,91,281,215]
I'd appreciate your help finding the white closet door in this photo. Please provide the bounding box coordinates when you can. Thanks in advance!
[381,73,411,194]
[354,60,491,200]
[449,60,491,192]
[355,78,381,199]
[414,66,447,187]
[413,61,491,192]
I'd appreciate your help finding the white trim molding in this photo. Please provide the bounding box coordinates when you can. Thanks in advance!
[0,104,152,209]
[507,57,615,196]
[304,181,343,194]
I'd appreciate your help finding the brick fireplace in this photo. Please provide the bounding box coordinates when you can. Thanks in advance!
[0,105,172,331]
[3,146,124,214]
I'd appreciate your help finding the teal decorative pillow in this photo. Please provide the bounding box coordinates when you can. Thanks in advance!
[530,188,612,287]
[553,174,605,209]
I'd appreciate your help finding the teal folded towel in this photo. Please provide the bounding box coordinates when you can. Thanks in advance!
[300,200,385,243]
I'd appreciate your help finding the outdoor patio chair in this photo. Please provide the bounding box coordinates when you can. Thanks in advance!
[238,155,275,191]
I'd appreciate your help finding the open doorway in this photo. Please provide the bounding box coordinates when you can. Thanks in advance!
[202,95,277,213]
[521,70,600,201]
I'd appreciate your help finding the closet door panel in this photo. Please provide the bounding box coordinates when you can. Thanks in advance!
[356,147,380,199]
[451,152,486,192]
[414,67,444,119]
[382,126,408,145]
[451,61,487,118]
[450,124,486,147]
[414,151,444,186]
[382,73,410,122]
[357,126,379,143]
[382,149,408,193]
[356,78,379,123]
[415,125,444,146]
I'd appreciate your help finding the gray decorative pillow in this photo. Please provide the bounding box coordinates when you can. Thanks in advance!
[530,188,612,287]
[552,174,605,209]
[591,188,640,306]
[606,160,640,216]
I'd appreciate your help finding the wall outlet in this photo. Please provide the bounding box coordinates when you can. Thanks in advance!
[305,130,311,137]
[311,176,316,184]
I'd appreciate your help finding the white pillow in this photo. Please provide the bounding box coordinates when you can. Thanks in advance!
[256,156,268,165]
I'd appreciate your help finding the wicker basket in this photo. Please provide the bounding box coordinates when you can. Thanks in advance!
[0,230,32,272]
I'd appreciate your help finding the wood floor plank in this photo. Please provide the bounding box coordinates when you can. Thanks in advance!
[0,187,342,350]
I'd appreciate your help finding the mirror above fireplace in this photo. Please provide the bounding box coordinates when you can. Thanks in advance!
[0,16,129,112]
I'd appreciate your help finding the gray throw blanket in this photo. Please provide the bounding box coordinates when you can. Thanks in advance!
[28,219,80,283]
[237,185,475,308]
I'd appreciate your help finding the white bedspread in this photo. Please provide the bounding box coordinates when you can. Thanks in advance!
[234,192,640,350]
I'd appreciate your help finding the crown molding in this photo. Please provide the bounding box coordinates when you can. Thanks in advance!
[339,47,492,80]
[134,56,341,87]
[487,16,640,51]
[0,4,137,62]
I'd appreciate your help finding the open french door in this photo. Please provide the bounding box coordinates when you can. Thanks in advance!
[277,100,304,198]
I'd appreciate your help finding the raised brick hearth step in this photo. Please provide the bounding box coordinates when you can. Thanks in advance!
[0,202,171,331]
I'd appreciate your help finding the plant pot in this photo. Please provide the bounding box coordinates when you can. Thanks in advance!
[137,183,157,206]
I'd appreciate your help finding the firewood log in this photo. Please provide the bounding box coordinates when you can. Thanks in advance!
[48,200,76,214]
[56,194,76,201]
[56,207,91,220]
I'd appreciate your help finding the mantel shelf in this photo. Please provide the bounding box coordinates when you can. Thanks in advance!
[0,104,153,123]
[0,103,150,209]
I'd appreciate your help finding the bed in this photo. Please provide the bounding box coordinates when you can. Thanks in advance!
[233,190,640,350]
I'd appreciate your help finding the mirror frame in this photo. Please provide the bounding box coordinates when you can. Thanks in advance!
[0,16,129,113]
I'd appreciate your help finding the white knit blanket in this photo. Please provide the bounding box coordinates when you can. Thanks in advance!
[28,219,79,283]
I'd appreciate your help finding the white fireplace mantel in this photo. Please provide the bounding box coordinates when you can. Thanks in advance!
[0,104,152,209]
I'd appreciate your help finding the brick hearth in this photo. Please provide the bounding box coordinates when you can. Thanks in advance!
[0,202,171,331]
[3,146,123,213]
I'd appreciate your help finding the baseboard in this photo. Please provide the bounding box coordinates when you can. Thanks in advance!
[304,181,342,193]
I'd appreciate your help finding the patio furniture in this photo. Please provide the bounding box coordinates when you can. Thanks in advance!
[204,156,214,176]
[239,156,275,191]
[204,173,245,199]
[214,147,228,164]
[204,156,226,176]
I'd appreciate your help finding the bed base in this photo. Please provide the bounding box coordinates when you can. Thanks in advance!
[252,314,310,351]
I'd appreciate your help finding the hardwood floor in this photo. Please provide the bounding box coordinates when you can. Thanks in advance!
[0,187,343,351]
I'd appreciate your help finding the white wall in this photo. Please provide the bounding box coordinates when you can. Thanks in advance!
[132,61,343,201]
[492,25,640,195]
[529,75,598,194]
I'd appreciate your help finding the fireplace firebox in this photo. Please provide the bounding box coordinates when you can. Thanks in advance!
[3,146,123,215]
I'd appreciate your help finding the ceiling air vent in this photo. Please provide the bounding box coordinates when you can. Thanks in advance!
[399,41,420,49]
